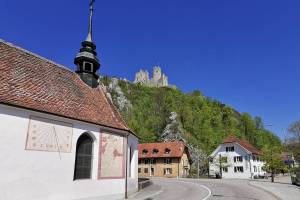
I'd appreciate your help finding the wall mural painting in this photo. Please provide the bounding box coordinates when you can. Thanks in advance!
[26,116,73,153]
[98,132,125,179]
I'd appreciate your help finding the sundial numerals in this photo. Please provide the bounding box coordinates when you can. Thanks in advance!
[26,116,73,153]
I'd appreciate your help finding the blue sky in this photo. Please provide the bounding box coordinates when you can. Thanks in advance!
[1,0,299,140]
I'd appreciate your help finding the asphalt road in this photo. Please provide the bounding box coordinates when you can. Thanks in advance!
[130,178,278,200]
[183,178,277,200]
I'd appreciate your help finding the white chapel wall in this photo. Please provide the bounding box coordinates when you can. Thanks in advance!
[0,104,138,200]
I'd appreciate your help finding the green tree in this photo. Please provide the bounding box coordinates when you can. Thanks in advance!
[212,155,231,179]
[287,120,300,164]
[102,77,281,163]
[262,145,285,182]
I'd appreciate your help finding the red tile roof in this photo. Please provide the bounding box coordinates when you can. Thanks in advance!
[138,142,187,158]
[223,135,261,155]
[0,40,129,131]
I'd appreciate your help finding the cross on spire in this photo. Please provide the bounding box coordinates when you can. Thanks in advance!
[74,0,100,88]
[86,0,95,42]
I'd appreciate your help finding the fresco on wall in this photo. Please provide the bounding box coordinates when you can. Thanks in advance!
[99,132,125,179]
[26,116,73,153]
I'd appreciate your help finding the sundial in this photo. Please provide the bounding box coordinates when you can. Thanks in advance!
[26,116,73,153]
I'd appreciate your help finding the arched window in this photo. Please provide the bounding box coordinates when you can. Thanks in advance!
[74,134,93,180]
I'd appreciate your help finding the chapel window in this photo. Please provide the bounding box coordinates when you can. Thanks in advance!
[74,134,93,180]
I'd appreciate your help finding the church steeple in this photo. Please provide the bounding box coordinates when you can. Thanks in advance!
[75,0,100,88]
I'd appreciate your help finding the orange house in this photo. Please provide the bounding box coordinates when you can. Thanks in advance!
[138,142,192,178]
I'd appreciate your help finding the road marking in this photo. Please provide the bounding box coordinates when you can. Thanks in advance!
[179,180,212,200]
[199,184,212,200]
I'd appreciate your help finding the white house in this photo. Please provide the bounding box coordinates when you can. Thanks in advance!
[210,135,266,179]
[0,2,139,199]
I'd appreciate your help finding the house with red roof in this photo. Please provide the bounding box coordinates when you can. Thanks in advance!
[209,135,266,179]
[138,142,192,178]
[0,2,138,200]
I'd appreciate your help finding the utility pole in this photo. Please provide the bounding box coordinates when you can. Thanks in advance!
[197,154,200,179]
[219,154,222,179]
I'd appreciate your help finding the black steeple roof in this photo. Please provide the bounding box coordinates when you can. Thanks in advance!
[75,0,100,88]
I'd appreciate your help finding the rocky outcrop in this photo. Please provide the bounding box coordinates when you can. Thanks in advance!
[107,78,132,112]
[161,112,207,166]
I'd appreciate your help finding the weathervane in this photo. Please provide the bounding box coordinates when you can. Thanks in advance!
[86,0,95,42]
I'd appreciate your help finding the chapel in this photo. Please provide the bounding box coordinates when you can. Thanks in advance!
[0,1,138,199]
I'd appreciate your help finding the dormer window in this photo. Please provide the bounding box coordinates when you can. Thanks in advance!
[142,149,148,155]
[83,61,93,72]
[165,148,171,154]
[152,149,159,154]
[226,146,234,152]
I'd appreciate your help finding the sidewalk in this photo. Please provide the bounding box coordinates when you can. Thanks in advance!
[249,175,300,200]
[126,184,163,200]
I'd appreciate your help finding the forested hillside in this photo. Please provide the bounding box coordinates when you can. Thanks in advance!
[102,77,281,155]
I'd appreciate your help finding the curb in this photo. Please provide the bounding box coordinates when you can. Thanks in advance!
[248,181,282,200]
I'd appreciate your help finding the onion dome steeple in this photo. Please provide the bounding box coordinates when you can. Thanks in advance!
[75,0,100,88]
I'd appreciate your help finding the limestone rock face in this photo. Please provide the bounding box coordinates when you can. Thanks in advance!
[161,112,207,165]
[161,112,185,142]
[134,66,169,87]
[108,78,132,112]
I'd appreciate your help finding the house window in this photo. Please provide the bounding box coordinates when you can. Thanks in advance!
[164,168,172,175]
[234,166,244,173]
[253,156,258,161]
[164,158,172,164]
[222,167,228,173]
[144,168,148,173]
[152,149,159,154]
[226,146,235,152]
[74,134,93,180]
[254,166,257,172]
[165,148,171,154]
[221,156,228,163]
[138,168,141,173]
[150,158,156,165]
[144,159,150,165]
[138,159,142,165]
[234,156,243,162]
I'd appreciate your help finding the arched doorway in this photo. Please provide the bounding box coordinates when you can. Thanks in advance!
[74,134,93,180]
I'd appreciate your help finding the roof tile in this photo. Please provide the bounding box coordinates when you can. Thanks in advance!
[138,142,187,158]
[0,40,129,131]
[223,135,262,155]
